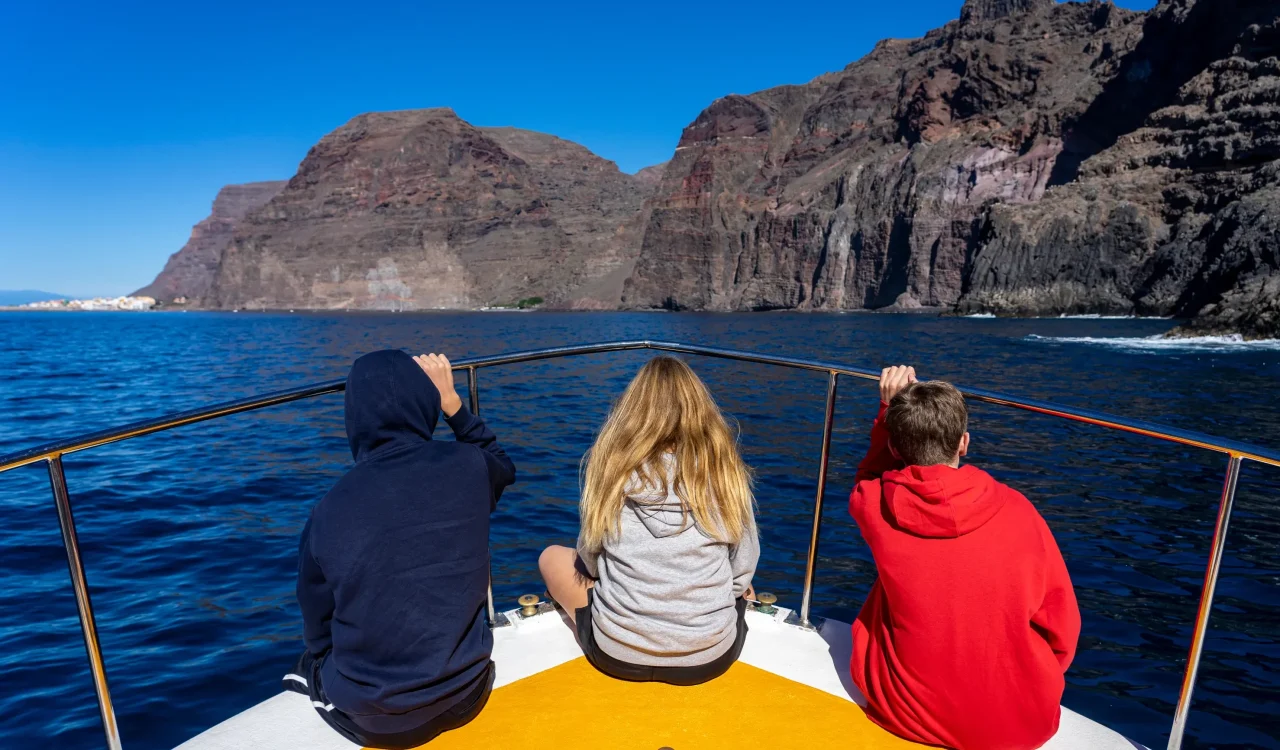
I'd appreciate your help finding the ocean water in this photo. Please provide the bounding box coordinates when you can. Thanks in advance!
[0,311,1277,750]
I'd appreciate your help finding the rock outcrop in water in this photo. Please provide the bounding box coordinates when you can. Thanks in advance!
[201,110,657,310]
[135,181,286,303]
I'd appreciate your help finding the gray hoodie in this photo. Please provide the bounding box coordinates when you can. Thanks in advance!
[577,453,760,667]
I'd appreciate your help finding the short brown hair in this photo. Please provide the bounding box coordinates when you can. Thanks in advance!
[885,381,968,466]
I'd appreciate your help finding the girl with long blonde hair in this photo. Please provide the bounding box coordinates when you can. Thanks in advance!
[538,356,759,685]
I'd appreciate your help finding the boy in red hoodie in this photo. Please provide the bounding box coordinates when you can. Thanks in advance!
[848,366,1081,750]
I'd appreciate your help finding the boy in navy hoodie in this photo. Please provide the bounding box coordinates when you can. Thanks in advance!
[284,350,516,749]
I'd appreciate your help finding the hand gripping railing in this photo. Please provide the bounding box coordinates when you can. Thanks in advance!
[1,340,1277,750]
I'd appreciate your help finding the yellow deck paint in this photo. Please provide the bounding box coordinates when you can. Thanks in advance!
[405,657,922,750]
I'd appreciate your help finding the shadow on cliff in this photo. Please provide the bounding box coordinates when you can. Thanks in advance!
[869,216,914,308]
[1048,0,1274,186]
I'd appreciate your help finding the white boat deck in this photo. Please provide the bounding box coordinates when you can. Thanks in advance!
[179,606,1146,750]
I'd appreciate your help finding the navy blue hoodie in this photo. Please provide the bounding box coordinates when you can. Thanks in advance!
[296,350,516,733]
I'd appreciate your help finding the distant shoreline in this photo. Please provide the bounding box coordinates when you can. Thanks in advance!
[0,306,157,313]
[0,304,1191,322]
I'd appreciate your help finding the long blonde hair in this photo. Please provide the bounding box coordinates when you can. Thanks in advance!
[579,356,754,553]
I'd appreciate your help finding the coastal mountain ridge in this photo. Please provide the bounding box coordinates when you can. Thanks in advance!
[135,181,287,302]
[625,0,1140,314]
[135,0,1280,337]
[158,109,660,311]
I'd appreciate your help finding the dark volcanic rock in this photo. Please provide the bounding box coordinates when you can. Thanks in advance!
[623,0,1280,338]
[202,109,654,310]
[623,0,1146,311]
[144,0,1280,335]
[960,2,1280,337]
[961,0,1053,23]
[135,181,286,302]
[633,162,669,189]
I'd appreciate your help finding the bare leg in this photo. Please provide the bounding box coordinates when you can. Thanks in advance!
[538,545,593,625]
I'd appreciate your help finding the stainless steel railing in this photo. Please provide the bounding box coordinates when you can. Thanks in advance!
[1,339,1276,750]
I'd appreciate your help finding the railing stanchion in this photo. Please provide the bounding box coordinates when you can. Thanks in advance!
[48,455,123,750]
[468,367,500,628]
[1167,454,1243,750]
[799,371,839,628]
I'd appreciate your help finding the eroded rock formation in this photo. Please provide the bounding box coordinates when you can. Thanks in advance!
[623,0,1280,337]
[135,181,286,303]
[140,0,1280,336]
[623,0,1147,311]
[960,1,1280,338]
[201,109,658,310]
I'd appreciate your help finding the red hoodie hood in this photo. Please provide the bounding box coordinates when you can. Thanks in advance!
[880,464,1006,538]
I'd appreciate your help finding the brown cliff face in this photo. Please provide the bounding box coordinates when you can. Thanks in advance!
[960,0,1280,338]
[624,0,1280,337]
[632,162,669,189]
[134,181,286,302]
[623,0,1145,311]
[144,0,1280,335]
[202,109,656,310]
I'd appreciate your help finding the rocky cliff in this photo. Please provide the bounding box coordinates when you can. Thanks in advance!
[960,0,1280,338]
[622,0,1280,337]
[200,109,656,310]
[135,181,286,302]
[141,0,1280,335]
[623,0,1147,311]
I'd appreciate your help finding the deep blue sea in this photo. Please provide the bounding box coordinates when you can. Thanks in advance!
[1,312,1278,750]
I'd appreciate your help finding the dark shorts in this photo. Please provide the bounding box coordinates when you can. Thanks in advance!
[575,588,748,686]
[283,651,493,750]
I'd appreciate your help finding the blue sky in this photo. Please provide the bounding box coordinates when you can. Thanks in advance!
[0,0,1156,298]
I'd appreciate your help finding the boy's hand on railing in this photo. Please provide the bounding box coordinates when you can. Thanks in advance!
[414,353,464,417]
[880,365,917,406]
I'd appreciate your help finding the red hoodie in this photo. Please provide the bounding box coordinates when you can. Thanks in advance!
[848,404,1081,750]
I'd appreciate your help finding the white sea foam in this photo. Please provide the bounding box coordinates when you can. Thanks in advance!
[1026,333,1280,353]
[1055,314,1169,320]
[962,312,1169,319]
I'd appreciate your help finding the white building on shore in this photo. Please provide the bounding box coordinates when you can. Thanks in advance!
[21,296,157,311]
